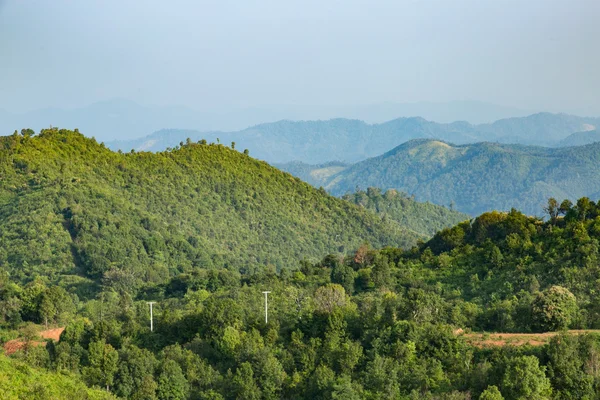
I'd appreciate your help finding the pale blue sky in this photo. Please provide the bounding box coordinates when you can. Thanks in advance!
[1,0,599,115]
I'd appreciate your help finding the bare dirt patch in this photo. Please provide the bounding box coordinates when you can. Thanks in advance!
[460,330,600,348]
[3,327,65,355]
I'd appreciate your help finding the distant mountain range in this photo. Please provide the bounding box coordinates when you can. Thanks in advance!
[278,139,600,216]
[0,99,533,142]
[108,112,600,164]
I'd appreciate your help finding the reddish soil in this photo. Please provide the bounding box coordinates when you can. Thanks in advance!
[3,327,65,355]
[40,327,64,341]
[460,329,600,348]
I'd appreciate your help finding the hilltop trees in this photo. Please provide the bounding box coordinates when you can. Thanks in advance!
[0,128,420,297]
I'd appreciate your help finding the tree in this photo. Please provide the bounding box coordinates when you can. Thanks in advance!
[39,286,74,328]
[559,199,573,216]
[314,284,347,314]
[576,197,592,221]
[543,198,559,222]
[501,356,552,400]
[532,286,577,332]
[84,340,119,391]
[327,256,355,293]
[372,254,391,288]
[231,362,261,400]
[20,128,35,137]
[157,359,189,400]
[331,375,362,400]
[132,375,158,400]
[480,385,504,400]
[114,344,158,399]
[231,142,236,149]
[546,334,594,399]
[353,244,371,268]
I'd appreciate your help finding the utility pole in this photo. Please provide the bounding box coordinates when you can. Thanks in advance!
[147,302,156,332]
[262,291,271,324]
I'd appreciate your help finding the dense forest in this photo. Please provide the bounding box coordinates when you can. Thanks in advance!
[272,161,469,237]
[0,128,427,294]
[3,192,600,398]
[5,129,600,399]
[323,139,600,216]
[341,188,468,237]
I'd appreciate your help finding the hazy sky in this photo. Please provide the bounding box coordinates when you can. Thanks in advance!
[1,0,599,114]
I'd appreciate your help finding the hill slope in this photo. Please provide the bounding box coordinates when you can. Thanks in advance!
[107,113,600,164]
[0,129,421,292]
[324,139,600,216]
[341,188,469,236]
[0,355,114,399]
[558,129,600,147]
[274,160,349,187]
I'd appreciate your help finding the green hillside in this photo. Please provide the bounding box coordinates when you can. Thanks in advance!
[2,198,600,399]
[325,139,600,215]
[0,354,115,400]
[341,188,469,236]
[0,128,421,293]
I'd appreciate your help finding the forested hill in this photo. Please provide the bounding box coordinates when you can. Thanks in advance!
[0,129,422,292]
[324,139,600,216]
[341,188,468,236]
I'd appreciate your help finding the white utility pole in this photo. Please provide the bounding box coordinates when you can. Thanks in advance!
[147,302,156,332]
[262,291,271,324]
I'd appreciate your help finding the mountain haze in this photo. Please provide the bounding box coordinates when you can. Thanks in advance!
[0,99,531,142]
[108,112,600,164]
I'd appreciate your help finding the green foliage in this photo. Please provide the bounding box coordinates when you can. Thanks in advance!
[6,128,600,400]
[342,188,469,237]
[545,334,595,399]
[532,286,578,332]
[0,354,115,399]
[501,356,552,400]
[479,385,504,400]
[324,139,600,215]
[0,128,419,297]
[157,359,189,400]
[84,339,119,391]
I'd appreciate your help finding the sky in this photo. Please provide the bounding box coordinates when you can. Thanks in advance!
[1,0,599,115]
